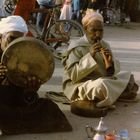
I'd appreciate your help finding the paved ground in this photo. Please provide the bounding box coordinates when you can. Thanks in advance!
[1,23,140,140]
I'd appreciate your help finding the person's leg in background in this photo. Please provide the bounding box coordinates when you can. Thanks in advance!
[36,4,46,30]
[36,0,55,31]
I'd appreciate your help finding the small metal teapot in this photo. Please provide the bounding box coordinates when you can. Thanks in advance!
[86,117,108,140]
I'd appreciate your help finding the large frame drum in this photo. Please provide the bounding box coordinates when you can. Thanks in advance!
[1,37,55,87]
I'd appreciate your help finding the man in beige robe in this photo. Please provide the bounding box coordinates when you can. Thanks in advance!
[62,12,138,117]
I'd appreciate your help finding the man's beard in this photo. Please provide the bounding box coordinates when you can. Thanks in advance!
[88,37,101,44]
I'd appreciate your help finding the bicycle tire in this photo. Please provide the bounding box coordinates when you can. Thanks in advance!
[100,7,119,25]
[44,19,84,59]
[2,0,16,16]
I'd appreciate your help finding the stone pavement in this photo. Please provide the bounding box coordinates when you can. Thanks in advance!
[1,23,140,140]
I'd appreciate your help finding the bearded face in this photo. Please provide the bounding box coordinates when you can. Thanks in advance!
[84,20,104,44]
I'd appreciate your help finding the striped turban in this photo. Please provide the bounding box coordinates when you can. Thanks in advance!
[82,12,104,27]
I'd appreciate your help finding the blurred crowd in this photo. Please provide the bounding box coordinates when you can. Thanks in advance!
[0,0,139,26]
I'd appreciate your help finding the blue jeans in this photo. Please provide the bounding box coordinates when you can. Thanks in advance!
[36,0,53,6]
[36,0,55,30]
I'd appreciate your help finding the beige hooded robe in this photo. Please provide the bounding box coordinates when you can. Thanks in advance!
[62,35,131,107]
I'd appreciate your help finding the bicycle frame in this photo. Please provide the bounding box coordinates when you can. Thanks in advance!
[29,4,84,59]
[40,9,53,40]
[31,7,69,44]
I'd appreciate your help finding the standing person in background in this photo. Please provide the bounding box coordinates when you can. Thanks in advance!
[77,0,89,21]
[13,0,36,36]
[55,0,64,19]
[14,0,36,22]
[36,0,56,31]
[59,0,72,20]
[71,0,81,23]
[86,0,100,14]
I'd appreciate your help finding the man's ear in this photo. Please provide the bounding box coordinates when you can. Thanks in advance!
[83,26,87,31]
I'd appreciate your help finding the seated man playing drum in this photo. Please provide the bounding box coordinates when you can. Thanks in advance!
[0,15,40,104]
[0,15,72,134]
[61,12,139,117]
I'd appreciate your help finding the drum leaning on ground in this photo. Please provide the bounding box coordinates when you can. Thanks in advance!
[1,37,55,87]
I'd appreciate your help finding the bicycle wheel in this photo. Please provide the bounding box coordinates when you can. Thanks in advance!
[44,19,84,59]
[2,0,16,16]
[100,7,119,25]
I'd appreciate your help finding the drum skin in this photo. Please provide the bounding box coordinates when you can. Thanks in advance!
[1,37,55,87]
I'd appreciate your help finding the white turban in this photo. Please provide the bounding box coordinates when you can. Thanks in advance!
[82,12,104,27]
[0,15,28,34]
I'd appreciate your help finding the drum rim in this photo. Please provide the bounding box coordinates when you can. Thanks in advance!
[1,37,55,87]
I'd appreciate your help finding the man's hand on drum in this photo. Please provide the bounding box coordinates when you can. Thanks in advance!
[0,62,7,80]
[24,76,42,91]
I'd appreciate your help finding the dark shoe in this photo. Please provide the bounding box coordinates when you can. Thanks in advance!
[119,83,139,100]
[71,100,108,118]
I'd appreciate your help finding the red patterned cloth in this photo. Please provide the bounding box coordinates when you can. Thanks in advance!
[14,0,36,36]
[14,0,36,22]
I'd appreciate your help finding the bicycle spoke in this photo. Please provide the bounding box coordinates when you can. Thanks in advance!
[44,19,84,60]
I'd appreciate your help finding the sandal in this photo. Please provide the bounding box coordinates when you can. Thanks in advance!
[71,100,108,118]
[119,83,139,101]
